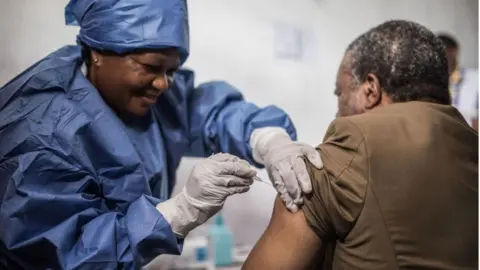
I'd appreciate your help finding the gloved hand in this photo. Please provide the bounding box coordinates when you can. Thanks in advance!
[156,153,256,237]
[250,127,323,212]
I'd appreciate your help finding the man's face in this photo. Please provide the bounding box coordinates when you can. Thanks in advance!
[334,54,387,117]
[445,47,458,75]
[90,48,181,117]
[334,56,365,117]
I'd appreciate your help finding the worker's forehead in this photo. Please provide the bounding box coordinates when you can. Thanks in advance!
[130,48,181,65]
[131,48,179,57]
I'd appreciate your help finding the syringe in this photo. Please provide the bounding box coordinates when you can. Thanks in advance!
[253,176,273,187]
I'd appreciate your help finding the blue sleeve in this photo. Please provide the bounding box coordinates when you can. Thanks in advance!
[180,71,297,165]
[0,150,182,270]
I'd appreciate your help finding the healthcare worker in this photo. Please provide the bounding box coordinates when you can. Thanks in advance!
[0,0,322,269]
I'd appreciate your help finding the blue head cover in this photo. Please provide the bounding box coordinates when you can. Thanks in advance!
[65,0,190,63]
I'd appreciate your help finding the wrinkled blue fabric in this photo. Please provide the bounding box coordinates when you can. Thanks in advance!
[65,0,190,63]
[0,46,296,269]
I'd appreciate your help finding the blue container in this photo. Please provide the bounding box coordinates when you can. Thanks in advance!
[208,214,234,266]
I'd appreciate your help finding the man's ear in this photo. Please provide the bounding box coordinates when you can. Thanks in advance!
[362,73,382,109]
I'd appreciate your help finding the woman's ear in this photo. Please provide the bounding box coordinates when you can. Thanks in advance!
[90,50,102,67]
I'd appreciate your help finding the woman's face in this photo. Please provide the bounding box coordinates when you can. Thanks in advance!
[88,48,181,117]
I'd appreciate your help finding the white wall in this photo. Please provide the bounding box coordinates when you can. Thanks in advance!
[0,0,478,246]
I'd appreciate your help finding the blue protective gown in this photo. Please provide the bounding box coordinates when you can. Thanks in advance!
[0,45,296,269]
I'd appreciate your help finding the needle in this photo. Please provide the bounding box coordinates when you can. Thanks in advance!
[253,176,273,187]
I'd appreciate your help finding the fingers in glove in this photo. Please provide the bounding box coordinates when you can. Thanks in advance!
[216,160,257,178]
[221,175,255,187]
[208,153,241,162]
[292,157,313,194]
[208,153,257,177]
[271,168,302,208]
[277,182,299,212]
[228,186,251,195]
[301,145,323,169]
[276,161,303,205]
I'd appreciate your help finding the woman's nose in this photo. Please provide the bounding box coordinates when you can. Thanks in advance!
[152,74,170,91]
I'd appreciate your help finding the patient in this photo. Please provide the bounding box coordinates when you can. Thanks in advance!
[243,20,478,270]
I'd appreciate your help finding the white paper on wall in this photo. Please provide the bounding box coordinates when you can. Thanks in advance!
[273,22,304,61]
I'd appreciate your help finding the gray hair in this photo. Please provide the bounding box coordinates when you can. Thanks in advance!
[346,20,451,105]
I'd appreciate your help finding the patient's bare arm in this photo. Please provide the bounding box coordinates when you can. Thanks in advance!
[243,118,368,269]
[242,196,324,270]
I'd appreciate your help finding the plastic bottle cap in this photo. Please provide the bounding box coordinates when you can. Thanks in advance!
[215,214,224,226]
[195,246,207,262]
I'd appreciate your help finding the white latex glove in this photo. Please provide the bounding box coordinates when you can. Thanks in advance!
[156,153,256,237]
[250,127,323,212]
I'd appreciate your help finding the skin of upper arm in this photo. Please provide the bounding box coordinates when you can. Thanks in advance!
[243,118,367,270]
[242,196,323,270]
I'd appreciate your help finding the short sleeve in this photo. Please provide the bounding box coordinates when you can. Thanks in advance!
[302,117,369,241]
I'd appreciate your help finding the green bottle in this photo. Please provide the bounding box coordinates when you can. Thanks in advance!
[207,213,234,267]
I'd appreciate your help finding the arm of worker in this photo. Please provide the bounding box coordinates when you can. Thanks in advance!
[174,69,295,164]
[0,149,254,269]
[0,149,176,269]
[174,69,323,211]
[242,117,368,270]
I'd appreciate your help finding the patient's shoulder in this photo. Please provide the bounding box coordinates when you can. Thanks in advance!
[305,117,369,241]
[323,103,424,145]
[321,116,365,146]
